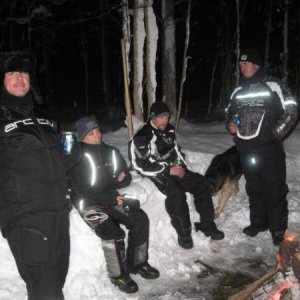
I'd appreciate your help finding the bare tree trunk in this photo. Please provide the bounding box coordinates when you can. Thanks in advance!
[298,3,300,98]
[121,39,133,138]
[175,0,191,131]
[235,0,240,86]
[264,0,273,68]
[282,0,289,83]
[9,2,17,50]
[207,52,218,118]
[122,0,131,84]
[78,0,89,115]
[133,0,145,121]
[100,1,111,118]
[161,0,176,116]
[144,0,158,112]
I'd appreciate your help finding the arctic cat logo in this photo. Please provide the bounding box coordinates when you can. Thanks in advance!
[5,118,54,133]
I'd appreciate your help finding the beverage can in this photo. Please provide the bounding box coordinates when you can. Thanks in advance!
[233,114,241,128]
[61,131,76,155]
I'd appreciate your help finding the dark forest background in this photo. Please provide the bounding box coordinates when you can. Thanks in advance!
[0,0,299,123]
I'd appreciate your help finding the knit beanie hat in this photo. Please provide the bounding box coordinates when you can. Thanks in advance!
[240,49,262,66]
[149,101,170,120]
[75,116,100,142]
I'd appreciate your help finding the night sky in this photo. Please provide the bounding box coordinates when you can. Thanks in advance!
[0,0,299,121]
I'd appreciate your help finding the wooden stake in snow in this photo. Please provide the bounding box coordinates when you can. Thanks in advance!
[121,38,133,138]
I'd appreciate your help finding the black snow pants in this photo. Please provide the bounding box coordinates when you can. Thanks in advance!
[155,169,215,237]
[5,210,70,300]
[94,206,149,274]
[239,142,288,231]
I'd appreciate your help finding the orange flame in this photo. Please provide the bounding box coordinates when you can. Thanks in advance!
[284,232,297,242]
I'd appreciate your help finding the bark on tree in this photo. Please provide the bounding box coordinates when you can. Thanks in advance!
[133,0,145,121]
[207,52,218,118]
[144,0,158,112]
[161,0,177,116]
[175,0,191,131]
[122,0,131,85]
[235,0,240,86]
[100,1,111,118]
[264,0,273,68]
[282,0,289,83]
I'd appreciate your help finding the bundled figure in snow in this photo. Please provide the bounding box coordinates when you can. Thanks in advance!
[129,102,224,250]
[0,52,71,300]
[225,48,298,245]
[66,116,159,294]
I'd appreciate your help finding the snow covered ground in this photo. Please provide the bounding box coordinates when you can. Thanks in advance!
[0,120,299,300]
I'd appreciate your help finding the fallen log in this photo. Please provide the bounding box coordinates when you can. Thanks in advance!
[228,267,278,300]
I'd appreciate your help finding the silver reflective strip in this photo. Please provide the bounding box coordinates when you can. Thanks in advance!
[112,150,117,176]
[84,152,96,185]
[78,199,84,211]
[174,142,187,167]
[285,99,297,106]
[236,91,270,99]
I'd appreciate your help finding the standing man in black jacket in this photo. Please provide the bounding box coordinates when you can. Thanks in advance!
[225,49,298,245]
[67,116,159,294]
[130,102,224,250]
[0,52,71,299]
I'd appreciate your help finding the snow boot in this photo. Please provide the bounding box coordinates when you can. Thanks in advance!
[102,238,139,293]
[178,235,194,249]
[110,275,138,293]
[194,222,224,240]
[131,262,160,279]
[243,225,268,237]
[271,230,285,246]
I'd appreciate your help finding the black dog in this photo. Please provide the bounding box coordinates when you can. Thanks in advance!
[205,146,242,218]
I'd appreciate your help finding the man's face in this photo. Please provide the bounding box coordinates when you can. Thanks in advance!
[151,114,169,131]
[82,128,102,145]
[4,71,30,97]
[239,61,260,78]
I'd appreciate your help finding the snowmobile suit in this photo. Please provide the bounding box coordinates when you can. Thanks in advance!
[225,70,298,232]
[129,121,217,238]
[68,143,150,277]
[0,91,70,300]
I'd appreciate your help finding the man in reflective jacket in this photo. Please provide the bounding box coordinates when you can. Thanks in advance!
[67,116,159,294]
[225,48,298,245]
[130,102,224,250]
[0,52,71,300]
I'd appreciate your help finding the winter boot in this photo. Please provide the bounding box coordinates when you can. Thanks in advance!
[271,230,285,246]
[178,235,194,249]
[243,225,268,237]
[110,275,138,293]
[194,221,224,240]
[131,262,160,279]
[102,239,138,293]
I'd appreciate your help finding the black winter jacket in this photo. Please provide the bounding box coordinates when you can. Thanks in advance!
[67,142,131,209]
[0,100,70,234]
[225,69,298,151]
[129,121,186,191]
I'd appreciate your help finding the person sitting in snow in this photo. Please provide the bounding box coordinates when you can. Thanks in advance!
[66,116,159,294]
[129,101,224,250]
